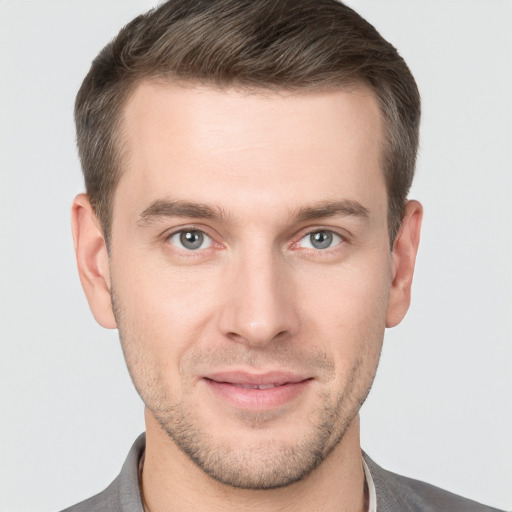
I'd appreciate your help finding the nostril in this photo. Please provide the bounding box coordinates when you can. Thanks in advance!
[224,327,290,348]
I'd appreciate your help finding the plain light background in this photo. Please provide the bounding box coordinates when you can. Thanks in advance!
[0,1,510,511]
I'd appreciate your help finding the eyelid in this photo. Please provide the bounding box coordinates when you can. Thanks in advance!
[163,224,221,252]
[291,227,347,251]
[168,230,212,250]
[162,223,213,239]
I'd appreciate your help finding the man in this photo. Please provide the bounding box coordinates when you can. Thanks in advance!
[63,1,503,511]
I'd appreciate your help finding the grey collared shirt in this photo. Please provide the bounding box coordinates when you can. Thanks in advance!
[60,434,504,512]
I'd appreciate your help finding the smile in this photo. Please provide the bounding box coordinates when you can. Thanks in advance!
[203,372,313,410]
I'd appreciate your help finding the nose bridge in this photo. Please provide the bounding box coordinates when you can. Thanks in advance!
[219,244,296,347]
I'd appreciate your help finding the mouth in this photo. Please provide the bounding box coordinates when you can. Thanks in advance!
[229,383,285,390]
[202,371,313,410]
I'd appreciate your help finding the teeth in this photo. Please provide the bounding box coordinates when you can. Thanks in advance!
[235,383,278,389]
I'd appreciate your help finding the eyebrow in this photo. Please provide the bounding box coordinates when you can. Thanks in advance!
[294,199,370,222]
[138,199,227,226]
[137,198,369,227]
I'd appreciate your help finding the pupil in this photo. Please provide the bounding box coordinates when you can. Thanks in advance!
[180,230,203,249]
[311,231,332,249]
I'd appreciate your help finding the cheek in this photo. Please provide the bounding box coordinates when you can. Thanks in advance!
[296,258,390,379]
[111,256,222,359]
[299,259,391,330]
[110,266,220,406]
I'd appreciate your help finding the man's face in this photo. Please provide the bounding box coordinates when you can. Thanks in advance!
[107,82,394,488]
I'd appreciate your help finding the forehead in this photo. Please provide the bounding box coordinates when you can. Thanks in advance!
[115,81,386,223]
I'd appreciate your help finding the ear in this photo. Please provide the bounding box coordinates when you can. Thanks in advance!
[386,200,423,328]
[71,194,117,329]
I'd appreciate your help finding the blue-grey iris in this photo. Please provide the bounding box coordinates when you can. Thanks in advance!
[180,230,204,250]
[310,231,333,249]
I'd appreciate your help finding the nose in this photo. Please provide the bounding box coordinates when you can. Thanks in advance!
[218,249,298,348]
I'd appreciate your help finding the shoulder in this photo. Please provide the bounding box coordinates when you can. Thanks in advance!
[59,434,145,512]
[363,453,505,512]
[59,478,122,512]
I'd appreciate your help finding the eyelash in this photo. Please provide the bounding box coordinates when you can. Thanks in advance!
[164,226,220,255]
[163,226,347,255]
[289,228,347,258]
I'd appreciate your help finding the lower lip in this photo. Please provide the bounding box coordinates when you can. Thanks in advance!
[204,379,311,410]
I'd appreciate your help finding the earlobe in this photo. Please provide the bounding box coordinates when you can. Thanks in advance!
[386,200,423,328]
[71,194,117,329]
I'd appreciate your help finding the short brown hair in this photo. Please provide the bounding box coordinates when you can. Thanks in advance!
[75,0,420,245]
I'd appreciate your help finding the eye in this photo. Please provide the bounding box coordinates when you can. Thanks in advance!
[298,230,342,250]
[168,229,212,251]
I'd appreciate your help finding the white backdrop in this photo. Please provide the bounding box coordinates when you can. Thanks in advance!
[0,1,510,511]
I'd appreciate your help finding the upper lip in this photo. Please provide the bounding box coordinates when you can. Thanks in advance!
[204,371,311,387]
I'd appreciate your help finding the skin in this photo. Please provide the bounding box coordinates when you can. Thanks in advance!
[72,82,422,512]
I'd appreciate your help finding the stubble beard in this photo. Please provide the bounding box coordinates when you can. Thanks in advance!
[126,346,373,490]
[152,371,367,490]
[112,291,382,490]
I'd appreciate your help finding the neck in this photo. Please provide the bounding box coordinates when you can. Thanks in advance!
[141,410,366,512]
